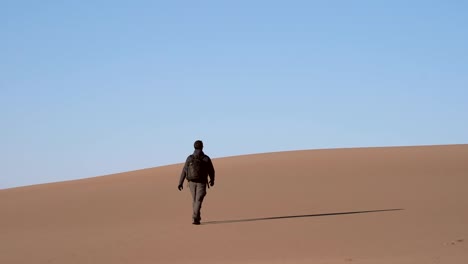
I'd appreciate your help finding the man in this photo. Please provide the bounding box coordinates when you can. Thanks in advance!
[178,140,215,225]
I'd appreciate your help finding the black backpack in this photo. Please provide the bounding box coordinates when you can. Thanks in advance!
[186,155,207,181]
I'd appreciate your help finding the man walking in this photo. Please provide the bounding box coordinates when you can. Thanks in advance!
[178,140,215,225]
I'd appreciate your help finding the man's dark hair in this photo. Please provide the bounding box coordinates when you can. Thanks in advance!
[194,140,203,150]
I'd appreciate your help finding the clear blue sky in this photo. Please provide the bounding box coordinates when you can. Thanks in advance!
[2,0,467,189]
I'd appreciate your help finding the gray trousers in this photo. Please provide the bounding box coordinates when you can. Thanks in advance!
[188,181,207,221]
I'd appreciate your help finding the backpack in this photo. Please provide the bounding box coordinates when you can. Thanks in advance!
[186,155,207,181]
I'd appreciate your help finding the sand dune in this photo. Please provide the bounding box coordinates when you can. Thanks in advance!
[1,144,467,263]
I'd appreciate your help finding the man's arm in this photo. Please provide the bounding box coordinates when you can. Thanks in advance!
[206,156,215,186]
[178,156,191,190]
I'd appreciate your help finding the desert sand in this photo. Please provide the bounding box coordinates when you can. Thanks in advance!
[1,144,467,263]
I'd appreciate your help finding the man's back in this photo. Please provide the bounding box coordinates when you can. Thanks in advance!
[183,149,215,184]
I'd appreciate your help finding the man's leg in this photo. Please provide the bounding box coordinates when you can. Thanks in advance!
[188,181,198,222]
[192,182,207,224]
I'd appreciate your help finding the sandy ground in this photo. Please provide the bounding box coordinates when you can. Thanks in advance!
[1,144,467,264]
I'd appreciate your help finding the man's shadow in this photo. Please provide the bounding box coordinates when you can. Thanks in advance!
[202,208,403,225]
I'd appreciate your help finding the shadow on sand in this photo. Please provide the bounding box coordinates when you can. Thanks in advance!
[202,208,403,225]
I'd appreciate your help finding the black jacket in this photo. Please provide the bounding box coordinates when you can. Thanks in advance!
[179,149,215,185]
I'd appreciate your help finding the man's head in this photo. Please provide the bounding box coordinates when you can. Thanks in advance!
[194,140,203,150]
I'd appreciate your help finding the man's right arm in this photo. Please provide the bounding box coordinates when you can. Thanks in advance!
[207,157,215,186]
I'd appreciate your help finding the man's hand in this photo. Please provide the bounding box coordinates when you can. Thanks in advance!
[209,180,214,187]
[178,184,183,191]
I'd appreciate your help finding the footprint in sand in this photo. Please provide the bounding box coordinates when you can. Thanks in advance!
[448,238,464,245]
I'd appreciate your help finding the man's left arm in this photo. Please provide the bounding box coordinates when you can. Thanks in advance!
[178,156,190,190]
